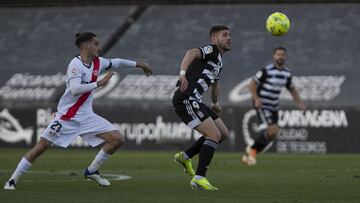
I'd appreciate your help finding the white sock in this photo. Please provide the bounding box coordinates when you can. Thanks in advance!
[87,149,110,173]
[10,157,32,183]
[194,175,204,180]
[183,152,190,160]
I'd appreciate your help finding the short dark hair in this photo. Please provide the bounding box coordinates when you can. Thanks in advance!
[75,32,97,48]
[210,25,229,37]
[273,46,287,54]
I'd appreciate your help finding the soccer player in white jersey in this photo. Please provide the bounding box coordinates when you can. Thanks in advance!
[4,32,152,190]
[242,47,305,165]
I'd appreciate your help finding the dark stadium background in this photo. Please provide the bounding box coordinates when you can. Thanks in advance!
[0,0,359,153]
[1,1,360,202]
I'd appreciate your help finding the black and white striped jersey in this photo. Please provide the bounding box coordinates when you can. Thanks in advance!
[254,63,293,111]
[173,44,223,103]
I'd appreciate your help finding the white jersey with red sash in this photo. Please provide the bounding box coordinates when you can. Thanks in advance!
[57,56,102,121]
[40,56,136,148]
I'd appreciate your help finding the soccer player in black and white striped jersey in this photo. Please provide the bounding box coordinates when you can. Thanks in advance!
[172,26,231,190]
[242,47,305,165]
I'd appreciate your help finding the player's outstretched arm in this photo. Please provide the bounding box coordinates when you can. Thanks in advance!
[210,81,222,115]
[106,58,152,76]
[288,87,306,111]
[135,61,152,76]
[179,48,202,92]
[249,79,261,108]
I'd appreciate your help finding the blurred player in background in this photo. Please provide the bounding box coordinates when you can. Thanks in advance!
[172,25,231,190]
[4,32,152,190]
[242,47,305,165]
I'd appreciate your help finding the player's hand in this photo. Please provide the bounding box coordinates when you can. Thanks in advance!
[97,71,116,87]
[137,62,152,76]
[141,63,152,76]
[299,102,306,112]
[179,75,188,92]
[212,103,222,115]
[254,98,261,108]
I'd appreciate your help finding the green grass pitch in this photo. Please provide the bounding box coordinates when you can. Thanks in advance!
[1,148,359,203]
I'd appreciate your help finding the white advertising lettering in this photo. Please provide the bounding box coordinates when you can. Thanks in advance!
[242,109,348,154]
[229,75,345,103]
[106,75,178,101]
[0,73,66,101]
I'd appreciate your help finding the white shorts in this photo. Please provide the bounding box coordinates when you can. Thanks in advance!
[41,114,117,148]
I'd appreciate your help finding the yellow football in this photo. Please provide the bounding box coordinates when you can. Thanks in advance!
[266,12,291,36]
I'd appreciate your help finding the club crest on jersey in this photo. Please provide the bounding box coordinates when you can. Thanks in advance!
[70,67,80,77]
[203,46,213,54]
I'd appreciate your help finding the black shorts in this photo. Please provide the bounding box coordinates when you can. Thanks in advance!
[256,108,278,127]
[173,99,219,129]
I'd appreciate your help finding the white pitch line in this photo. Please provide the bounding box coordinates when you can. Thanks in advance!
[0,170,131,181]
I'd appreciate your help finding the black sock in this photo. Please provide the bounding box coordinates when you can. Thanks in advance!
[251,132,272,152]
[185,136,206,159]
[196,139,218,177]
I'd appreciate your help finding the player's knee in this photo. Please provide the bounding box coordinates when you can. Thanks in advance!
[36,139,50,153]
[117,134,125,147]
[111,132,125,148]
[267,125,278,139]
[267,130,276,139]
[26,139,50,161]
[220,128,230,141]
[208,130,222,142]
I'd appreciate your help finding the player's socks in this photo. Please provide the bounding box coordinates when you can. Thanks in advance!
[182,152,190,160]
[10,157,32,183]
[184,136,206,158]
[4,157,32,190]
[87,149,110,173]
[252,131,272,152]
[194,175,204,180]
[195,139,218,177]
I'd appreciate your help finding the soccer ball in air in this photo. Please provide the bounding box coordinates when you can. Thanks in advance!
[266,12,290,36]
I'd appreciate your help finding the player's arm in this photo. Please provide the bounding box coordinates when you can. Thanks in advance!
[249,79,261,108]
[210,81,222,115]
[103,58,152,76]
[250,68,266,108]
[179,48,202,91]
[286,75,306,111]
[135,61,152,76]
[288,86,306,111]
[69,72,116,96]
